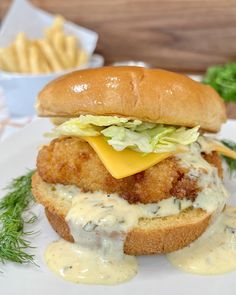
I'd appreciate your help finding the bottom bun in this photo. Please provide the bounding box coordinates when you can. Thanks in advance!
[32,172,211,255]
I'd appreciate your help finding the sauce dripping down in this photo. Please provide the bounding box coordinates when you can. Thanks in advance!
[45,239,137,284]
[43,139,230,284]
[167,206,236,275]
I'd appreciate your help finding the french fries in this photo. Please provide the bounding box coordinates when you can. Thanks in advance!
[0,16,88,74]
[66,35,78,68]
[53,32,71,69]
[0,45,19,72]
[15,32,30,73]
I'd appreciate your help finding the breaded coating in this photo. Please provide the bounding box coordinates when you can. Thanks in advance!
[202,152,223,178]
[37,137,222,204]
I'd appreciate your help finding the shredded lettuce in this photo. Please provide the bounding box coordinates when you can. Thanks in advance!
[49,115,200,153]
[76,115,142,128]
[102,125,199,153]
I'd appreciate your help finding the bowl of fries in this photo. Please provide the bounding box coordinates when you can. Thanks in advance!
[0,16,102,116]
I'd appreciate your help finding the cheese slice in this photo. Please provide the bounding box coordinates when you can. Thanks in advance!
[210,142,236,159]
[83,136,175,179]
[83,136,236,179]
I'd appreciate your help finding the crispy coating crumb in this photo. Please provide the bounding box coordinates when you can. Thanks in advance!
[37,137,222,204]
[202,152,223,178]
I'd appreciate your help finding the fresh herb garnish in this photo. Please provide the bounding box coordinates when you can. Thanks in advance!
[0,170,36,264]
[203,63,236,102]
[221,140,236,176]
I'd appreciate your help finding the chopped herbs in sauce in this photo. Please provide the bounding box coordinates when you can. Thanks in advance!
[83,221,98,232]
[224,225,236,234]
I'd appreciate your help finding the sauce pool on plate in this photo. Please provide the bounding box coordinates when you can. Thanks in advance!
[45,239,138,285]
[167,206,236,275]
[43,141,234,283]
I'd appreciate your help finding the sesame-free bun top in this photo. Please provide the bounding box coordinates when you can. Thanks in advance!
[37,66,226,132]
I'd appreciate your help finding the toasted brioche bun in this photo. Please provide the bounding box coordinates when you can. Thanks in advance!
[37,66,226,132]
[32,172,212,255]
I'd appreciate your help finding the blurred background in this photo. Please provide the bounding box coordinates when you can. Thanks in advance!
[1,0,236,73]
[0,0,236,138]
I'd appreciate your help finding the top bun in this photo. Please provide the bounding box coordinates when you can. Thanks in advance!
[37,66,226,132]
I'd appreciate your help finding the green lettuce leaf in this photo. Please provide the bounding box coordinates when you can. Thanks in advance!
[49,115,200,153]
[102,125,199,153]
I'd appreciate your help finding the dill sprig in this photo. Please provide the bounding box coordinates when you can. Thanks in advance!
[221,140,236,176]
[0,170,36,264]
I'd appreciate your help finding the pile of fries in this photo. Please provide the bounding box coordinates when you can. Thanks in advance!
[0,16,88,74]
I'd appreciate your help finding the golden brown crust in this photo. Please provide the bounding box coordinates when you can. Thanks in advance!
[203,151,223,178]
[32,172,211,255]
[36,137,222,204]
[37,137,200,204]
[37,67,226,132]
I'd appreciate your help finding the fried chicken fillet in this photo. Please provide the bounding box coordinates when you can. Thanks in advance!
[37,136,223,205]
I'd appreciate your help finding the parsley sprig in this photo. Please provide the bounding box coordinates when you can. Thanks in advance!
[0,170,36,264]
[203,63,236,102]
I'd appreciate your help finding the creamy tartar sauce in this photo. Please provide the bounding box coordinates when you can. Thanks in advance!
[45,239,137,284]
[177,141,228,216]
[44,191,192,284]
[167,206,236,275]
[44,138,229,284]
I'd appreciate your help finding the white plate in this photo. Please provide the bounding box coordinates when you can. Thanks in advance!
[0,119,236,295]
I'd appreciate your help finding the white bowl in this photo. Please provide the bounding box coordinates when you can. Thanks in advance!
[0,54,104,117]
